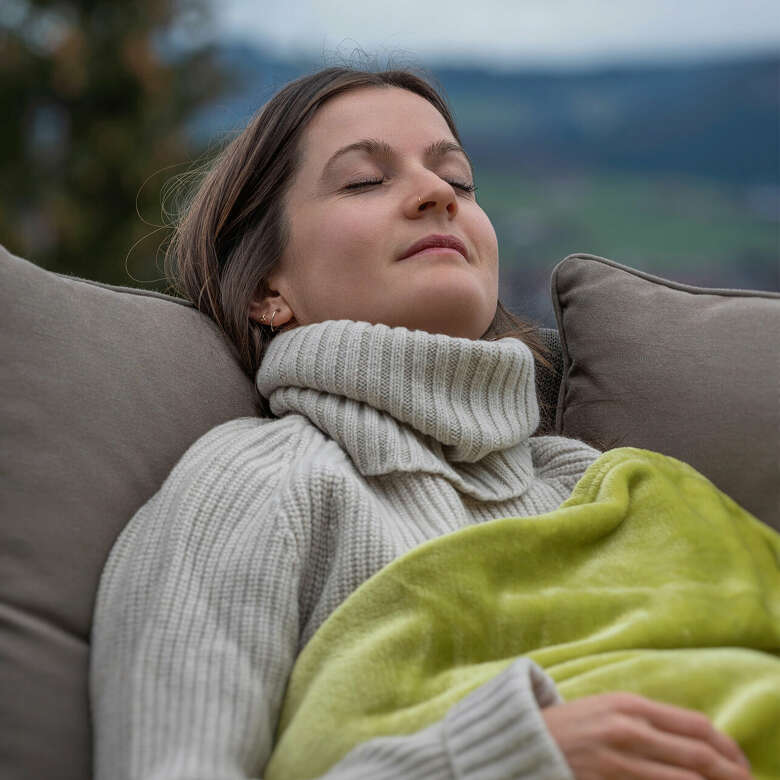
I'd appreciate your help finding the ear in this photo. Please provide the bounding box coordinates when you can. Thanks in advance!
[249,284,296,328]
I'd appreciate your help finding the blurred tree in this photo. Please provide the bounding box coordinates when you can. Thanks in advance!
[0,0,234,287]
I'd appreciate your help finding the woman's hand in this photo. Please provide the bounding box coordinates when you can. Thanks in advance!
[541,692,753,779]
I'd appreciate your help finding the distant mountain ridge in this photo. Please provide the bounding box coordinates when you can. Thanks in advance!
[187,44,779,187]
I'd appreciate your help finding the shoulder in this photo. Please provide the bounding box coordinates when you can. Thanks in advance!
[101,415,339,540]
[529,434,602,493]
[136,414,354,548]
[103,415,348,585]
[169,414,350,493]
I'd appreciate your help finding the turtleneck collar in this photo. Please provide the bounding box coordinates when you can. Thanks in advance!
[255,320,540,500]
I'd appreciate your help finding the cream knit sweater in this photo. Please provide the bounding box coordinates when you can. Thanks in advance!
[90,319,602,780]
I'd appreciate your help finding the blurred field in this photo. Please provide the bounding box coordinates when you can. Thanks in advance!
[478,168,779,327]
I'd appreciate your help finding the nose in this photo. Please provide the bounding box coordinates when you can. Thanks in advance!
[406,172,458,218]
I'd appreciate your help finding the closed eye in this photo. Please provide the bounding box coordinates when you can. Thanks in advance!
[344,178,478,194]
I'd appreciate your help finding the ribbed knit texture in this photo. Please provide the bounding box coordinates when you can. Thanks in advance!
[90,319,598,779]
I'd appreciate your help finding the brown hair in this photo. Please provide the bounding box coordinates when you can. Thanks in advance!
[163,64,556,421]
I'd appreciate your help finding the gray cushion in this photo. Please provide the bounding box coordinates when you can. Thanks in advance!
[0,244,257,780]
[551,253,780,529]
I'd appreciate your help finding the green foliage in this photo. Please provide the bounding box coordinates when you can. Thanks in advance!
[0,0,235,286]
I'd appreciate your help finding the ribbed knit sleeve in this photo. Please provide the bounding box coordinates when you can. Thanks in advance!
[90,417,307,780]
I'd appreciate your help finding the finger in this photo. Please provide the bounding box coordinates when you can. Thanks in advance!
[616,720,751,780]
[616,695,751,771]
[602,748,731,780]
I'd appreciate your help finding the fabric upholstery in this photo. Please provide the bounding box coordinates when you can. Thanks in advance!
[0,245,258,780]
[551,253,780,528]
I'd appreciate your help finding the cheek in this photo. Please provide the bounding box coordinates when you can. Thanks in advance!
[339,207,389,253]
[287,207,390,317]
[471,210,499,279]
[307,207,388,268]
[476,210,499,256]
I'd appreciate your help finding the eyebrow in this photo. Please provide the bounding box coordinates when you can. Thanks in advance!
[318,137,474,183]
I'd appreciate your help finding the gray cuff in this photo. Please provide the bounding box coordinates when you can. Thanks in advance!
[444,658,575,779]
[321,657,573,780]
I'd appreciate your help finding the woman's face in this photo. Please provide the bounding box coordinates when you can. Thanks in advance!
[250,86,499,340]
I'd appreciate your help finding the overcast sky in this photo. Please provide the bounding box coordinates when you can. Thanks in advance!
[206,0,780,69]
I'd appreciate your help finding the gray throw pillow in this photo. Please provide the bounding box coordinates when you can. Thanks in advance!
[0,244,258,780]
[551,253,779,529]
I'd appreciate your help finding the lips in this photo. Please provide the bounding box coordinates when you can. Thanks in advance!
[399,234,468,261]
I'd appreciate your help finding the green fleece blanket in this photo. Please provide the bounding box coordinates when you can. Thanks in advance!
[266,448,780,780]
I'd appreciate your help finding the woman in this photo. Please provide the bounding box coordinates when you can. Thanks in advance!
[89,66,752,779]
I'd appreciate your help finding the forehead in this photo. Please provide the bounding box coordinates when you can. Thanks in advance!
[301,86,455,162]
